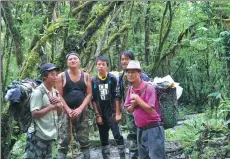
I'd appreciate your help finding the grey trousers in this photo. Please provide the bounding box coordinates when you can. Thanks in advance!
[137,126,166,159]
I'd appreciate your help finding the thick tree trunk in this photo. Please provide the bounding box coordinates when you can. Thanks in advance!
[73,1,97,29]
[29,2,56,65]
[20,18,65,79]
[1,2,23,67]
[85,6,122,72]
[144,2,151,65]
[77,2,123,53]
[155,1,172,64]
[3,40,13,93]
[100,24,130,55]
[1,106,20,159]
[2,28,11,93]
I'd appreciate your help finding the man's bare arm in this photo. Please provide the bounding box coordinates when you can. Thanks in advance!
[56,73,72,114]
[32,104,56,119]
[77,72,92,111]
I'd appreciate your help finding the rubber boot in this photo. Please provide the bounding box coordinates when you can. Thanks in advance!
[129,150,138,159]
[57,152,67,159]
[117,145,126,159]
[101,145,110,159]
[82,149,90,159]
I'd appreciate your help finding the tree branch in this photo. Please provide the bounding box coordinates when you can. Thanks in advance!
[72,1,96,17]
[77,2,123,53]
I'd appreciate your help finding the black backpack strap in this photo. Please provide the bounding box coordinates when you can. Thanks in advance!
[107,73,113,113]
[119,72,125,100]
[93,76,102,115]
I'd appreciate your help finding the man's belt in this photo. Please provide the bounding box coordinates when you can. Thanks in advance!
[138,122,163,130]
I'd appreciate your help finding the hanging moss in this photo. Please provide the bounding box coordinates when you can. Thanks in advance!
[19,19,66,79]
[101,24,130,55]
[72,1,96,17]
[77,2,123,52]
[19,51,40,80]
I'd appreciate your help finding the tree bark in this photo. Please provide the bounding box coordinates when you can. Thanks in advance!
[73,1,97,29]
[145,2,151,65]
[72,1,96,17]
[29,2,56,65]
[100,24,130,55]
[1,1,23,67]
[3,40,13,93]
[20,18,66,79]
[77,2,123,53]
[155,1,172,64]
[85,5,122,72]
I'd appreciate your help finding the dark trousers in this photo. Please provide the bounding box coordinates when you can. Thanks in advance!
[97,114,124,146]
[24,133,53,159]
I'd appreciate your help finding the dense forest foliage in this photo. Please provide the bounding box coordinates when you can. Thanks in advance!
[1,1,230,158]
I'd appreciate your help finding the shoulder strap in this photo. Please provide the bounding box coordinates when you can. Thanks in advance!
[92,76,103,115]
[61,72,66,87]
[139,84,148,96]
[131,83,150,96]
[84,72,89,82]
[108,73,112,84]
[93,76,98,89]
[36,86,48,98]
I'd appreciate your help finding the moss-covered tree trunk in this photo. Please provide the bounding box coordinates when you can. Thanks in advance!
[1,2,23,67]
[77,2,123,53]
[29,2,56,65]
[144,2,150,65]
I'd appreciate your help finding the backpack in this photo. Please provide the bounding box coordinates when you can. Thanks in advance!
[5,78,43,133]
[137,82,178,129]
[154,84,178,129]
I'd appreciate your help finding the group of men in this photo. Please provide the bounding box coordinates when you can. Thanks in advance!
[24,50,166,159]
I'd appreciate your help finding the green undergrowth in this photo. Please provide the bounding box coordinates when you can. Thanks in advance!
[166,100,230,158]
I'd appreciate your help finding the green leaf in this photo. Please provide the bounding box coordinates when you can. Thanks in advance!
[207,92,220,98]
[224,119,230,126]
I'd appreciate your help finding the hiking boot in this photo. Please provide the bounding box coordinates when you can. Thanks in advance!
[117,145,126,159]
[57,152,67,159]
[129,150,138,159]
[101,145,110,159]
[82,149,90,159]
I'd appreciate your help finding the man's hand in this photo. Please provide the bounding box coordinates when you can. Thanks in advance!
[115,114,121,123]
[70,107,83,119]
[53,102,63,116]
[55,102,62,108]
[96,116,104,125]
[49,96,60,105]
[50,102,62,111]
[130,94,139,106]
[66,108,73,117]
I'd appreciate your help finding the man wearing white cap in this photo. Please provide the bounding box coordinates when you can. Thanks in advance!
[124,60,166,159]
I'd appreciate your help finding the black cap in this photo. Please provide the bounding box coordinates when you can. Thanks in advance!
[40,63,59,75]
